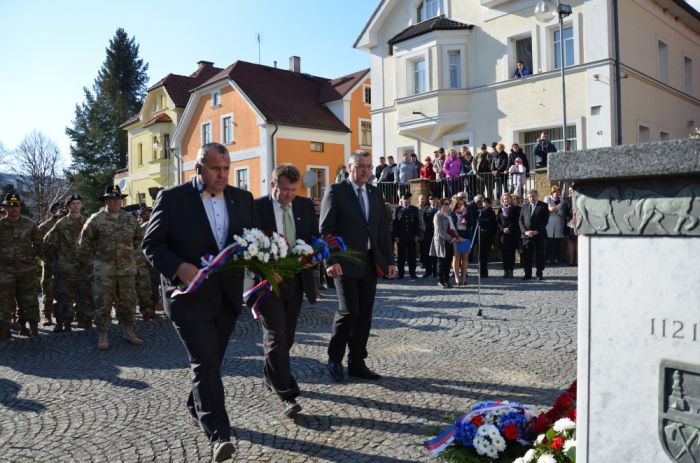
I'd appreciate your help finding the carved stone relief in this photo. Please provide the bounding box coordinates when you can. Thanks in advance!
[659,360,700,463]
[574,180,700,236]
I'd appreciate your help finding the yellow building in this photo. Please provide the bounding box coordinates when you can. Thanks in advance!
[117,61,222,206]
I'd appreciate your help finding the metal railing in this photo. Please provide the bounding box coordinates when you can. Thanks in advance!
[376,172,536,205]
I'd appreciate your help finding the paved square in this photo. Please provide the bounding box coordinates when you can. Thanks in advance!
[0,265,576,462]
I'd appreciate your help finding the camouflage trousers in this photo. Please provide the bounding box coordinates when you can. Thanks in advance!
[42,264,54,319]
[135,267,159,317]
[92,275,137,332]
[53,273,94,325]
[0,270,40,324]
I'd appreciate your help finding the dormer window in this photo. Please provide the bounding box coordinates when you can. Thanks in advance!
[417,0,443,22]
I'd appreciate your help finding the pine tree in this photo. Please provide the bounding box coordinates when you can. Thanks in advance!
[66,28,148,212]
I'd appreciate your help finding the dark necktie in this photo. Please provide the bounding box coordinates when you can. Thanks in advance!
[357,188,368,222]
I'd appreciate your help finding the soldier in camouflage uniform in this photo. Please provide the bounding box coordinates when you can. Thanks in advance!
[44,194,94,333]
[79,185,144,350]
[134,206,158,321]
[38,201,66,326]
[0,193,42,340]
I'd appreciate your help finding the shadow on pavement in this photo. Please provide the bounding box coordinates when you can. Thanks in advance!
[0,378,47,412]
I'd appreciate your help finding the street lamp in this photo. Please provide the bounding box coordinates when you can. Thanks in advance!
[535,0,572,151]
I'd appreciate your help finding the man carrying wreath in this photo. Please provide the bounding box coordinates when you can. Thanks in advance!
[143,143,256,462]
[251,163,318,418]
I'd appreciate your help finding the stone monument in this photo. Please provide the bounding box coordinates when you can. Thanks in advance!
[549,138,700,462]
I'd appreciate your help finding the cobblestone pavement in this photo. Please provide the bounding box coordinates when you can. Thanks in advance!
[0,264,577,462]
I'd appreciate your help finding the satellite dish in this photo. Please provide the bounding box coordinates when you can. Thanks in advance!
[303,171,317,188]
[118,179,127,190]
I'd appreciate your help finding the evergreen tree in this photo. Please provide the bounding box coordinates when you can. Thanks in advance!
[66,28,148,212]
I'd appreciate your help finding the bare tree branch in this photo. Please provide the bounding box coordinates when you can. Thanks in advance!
[11,131,71,220]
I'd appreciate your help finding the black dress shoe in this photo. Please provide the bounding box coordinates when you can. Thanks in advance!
[522,276,532,280]
[327,360,344,383]
[409,273,417,279]
[347,364,381,380]
[283,399,302,418]
[537,275,545,281]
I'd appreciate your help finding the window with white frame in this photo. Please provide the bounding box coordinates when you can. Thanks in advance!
[360,120,372,147]
[310,142,324,152]
[417,0,442,22]
[684,56,693,95]
[363,85,371,105]
[202,122,212,144]
[413,59,427,94]
[310,167,327,200]
[520,127,577,166]
[235,168,248,190]
[152,136,159,160]
[222,115,233,144]
[553,26,574,69]
[657,40,669,83]
[448,51,461,88]
[452,138,470,147]
[212,90,221,107]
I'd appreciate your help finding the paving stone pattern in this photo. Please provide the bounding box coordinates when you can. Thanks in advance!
[0,264,577,462]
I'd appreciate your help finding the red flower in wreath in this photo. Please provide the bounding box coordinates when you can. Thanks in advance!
[471,416,484,427]
[503,423,519,441]
[533,413,551,433]
[554,392,574,412]
[551,435,566,451]
[565,407,577,421]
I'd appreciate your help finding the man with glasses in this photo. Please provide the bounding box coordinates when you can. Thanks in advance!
[321,150,397,383]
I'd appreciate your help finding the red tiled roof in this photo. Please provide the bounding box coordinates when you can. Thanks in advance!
[148,63,223,108]
[120,112,141,128]
[196,61,351,133]
[319,68,370,104]
[142,113,173,128]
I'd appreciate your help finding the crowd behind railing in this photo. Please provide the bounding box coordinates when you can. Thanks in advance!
[333,133,560,205]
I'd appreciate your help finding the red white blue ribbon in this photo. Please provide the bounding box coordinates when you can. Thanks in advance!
[171,243,244,297]
[242,280,273,319]
[423,403,534,456]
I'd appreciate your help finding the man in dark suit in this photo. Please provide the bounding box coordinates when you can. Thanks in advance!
[252,164,317,418]
[392,191,420,279]
[142,143,256,462]
[519,188,549,280]
[321,150,397,383]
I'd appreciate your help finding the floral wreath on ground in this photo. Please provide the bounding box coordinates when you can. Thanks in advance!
[424,379,577,463]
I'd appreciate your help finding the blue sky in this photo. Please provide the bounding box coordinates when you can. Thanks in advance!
[0,0,379,167]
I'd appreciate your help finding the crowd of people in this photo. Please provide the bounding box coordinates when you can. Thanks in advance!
[0,189,160,345]
[382,184,577,289]
[348,131,560,206]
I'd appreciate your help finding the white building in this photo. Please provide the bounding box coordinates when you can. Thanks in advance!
[355,0,700,165]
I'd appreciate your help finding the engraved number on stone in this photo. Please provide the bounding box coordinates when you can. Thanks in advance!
[650,319,698,341]
[672,321,684,339]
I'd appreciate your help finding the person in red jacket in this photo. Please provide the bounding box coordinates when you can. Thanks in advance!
[420,156,436,180]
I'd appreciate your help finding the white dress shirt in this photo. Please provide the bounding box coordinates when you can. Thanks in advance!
[197,178,229,251]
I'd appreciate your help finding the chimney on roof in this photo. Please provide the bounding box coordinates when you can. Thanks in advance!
[197,60,214,70]
[289,56,300,73]
[274,60,277,68]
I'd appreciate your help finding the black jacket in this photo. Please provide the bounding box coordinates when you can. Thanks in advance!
[392,205,420,240]
[519,201,549,240]
[142,177,257,321]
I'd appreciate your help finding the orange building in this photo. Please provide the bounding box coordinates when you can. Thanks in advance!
[172,57,371,200]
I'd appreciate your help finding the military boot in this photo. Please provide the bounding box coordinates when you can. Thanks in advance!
[98,331,109,351]
[0,326,11,342]
[123,325,144,346]
[64,322,72,333]
[19,321,30,337]
[29,322,39,337]
[53,323,64,333]
[84,319,93,330]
